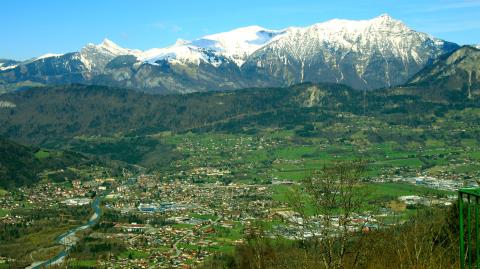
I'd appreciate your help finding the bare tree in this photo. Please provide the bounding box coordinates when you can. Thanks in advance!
[286,161,368,269]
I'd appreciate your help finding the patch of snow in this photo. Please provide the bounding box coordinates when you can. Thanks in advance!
[140,42,222,67]
[136,14,444,69]
[0,101,16,108]
[81,38,142,58]
[0,64,17,71]
[8,14,454,76]
[255,13,447,69]
[97,38,142,56]
[139,26,285,67]
[78,38,143,72]
[192,25,287,65]
[35,53,63,60]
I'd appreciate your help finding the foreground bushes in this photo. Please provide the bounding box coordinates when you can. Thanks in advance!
[199,206,460,269]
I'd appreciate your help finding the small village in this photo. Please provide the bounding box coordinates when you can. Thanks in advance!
[0,165,463,268]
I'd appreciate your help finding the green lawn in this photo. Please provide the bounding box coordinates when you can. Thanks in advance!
[365,183,452,201]
[468,151,480,160]
[272,184,294,202]
[119,250,150,259]
[209,223,244,242]
[272,182,451,214]
[68,259,97,267]
[190,213,217,221]
[206,244,235,253]
[274,146,317,159]
[171,223,195,229]
[34,150,50,159]
[177,243,200,251]
[453,164,480,173]
[0,188,8,196]
[0,209,9,218]
[373,158,423,168]
[273,169,312,181]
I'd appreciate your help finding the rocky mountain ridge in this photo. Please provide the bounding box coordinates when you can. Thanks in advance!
[0,14,459,94]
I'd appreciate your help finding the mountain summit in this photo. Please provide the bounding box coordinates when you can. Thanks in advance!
[0,14,459,94]
[242,14,457,89]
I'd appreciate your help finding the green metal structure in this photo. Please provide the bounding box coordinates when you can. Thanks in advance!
[459,188,480,269]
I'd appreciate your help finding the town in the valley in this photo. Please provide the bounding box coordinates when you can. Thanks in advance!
[2,130,478,268]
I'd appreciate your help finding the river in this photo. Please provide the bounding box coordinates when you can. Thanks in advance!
[27,196,103,269]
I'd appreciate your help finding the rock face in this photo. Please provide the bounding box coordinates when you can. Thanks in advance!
[408,46,480,98]
[242,14,458,90]
[0,15,459,94]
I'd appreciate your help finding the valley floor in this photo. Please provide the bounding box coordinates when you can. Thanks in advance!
[1,114,478,267]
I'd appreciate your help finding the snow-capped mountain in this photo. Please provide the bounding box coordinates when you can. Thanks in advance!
[78,39,142,72]
[139,39,225,67]
[190,26,286,66]
[0,14,460,94]
[0,59,20,71]
[34,53,63,61]
[139,26,285,67]
[243,14,458,89]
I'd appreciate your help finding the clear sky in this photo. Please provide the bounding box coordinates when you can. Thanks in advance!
[2,0,480,60]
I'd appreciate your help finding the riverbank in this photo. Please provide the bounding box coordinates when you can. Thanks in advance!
[28,196,103,269]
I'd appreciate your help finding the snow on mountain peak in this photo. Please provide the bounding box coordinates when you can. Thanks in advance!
[35,53,63,61]
[139,42,223,67]
[78,38,142,72]
[80,38,142,59]
[100,38,119,48]
[174,39,190,46]
[0,14,459,93]
[0,64,17,71]
[244,13,457,88]
[270,13,434,58]
[138,25,286,67]
[307,13,405,35]
[80,15,425,68]
[18,14,453,75]
[375,13,394,21]
[98,38,142,56]
[193,25,286,65]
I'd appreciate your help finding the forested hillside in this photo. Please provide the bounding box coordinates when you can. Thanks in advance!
[0,138,98,188]
[0,80,477,145]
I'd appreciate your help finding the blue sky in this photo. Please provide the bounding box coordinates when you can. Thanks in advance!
[2,0,480,60]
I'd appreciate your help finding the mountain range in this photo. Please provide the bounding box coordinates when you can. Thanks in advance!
[0,14,460,94]
[0,42,478,189]
[0,45,478,145]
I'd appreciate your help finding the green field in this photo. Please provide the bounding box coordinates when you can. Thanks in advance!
[0,222,77,264]
[0,209,9,218]
[191,213,217,221]
[171,223,195,229]
[272,182,452,216]
[34,150,51,159]
[68,259,97,268]
[365,183,452,200]
[119,250,150,259]
[0,188,7,196]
